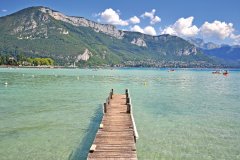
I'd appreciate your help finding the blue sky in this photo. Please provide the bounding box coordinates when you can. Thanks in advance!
[1,0,240,45]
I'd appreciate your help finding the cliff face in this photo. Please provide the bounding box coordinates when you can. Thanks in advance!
[131,38,147,47]
[2,6,124,39]
[176,47,197,56]
[76,49,92,61]
[9,9,50,39]
[39,7,124,39]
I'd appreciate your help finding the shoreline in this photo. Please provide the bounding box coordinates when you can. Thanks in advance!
[0,65,240,70]
[0,65,71,69]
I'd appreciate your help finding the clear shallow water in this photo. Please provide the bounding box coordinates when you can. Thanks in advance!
[0,68,240,160]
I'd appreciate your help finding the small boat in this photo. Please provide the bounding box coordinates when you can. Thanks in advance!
[168,69,175,72]
[212,70,221,74]
[223,70,229,75]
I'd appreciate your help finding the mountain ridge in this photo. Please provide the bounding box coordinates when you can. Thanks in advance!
[0,6,222,67]
[187,38,240,66]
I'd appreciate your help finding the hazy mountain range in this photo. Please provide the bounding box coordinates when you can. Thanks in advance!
[0,6,239,67]
[188,38,240,66]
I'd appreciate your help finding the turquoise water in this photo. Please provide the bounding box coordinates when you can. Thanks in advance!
[0,68,240,160]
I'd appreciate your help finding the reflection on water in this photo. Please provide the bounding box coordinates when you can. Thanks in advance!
[0,68,240,160]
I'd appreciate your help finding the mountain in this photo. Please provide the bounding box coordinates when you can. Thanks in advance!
[203,45,240,66]
[188,38,240,66]
[188,38,220,50]
[0,6,218,67]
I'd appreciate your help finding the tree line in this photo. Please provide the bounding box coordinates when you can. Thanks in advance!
[0,54,54,66]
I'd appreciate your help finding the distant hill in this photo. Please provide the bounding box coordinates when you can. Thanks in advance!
[188,38,240,67]
[203,45,240,66]
[0,6,221,67]
[188,38,220,50]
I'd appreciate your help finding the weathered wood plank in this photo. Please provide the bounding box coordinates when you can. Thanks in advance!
[87,91,137,160]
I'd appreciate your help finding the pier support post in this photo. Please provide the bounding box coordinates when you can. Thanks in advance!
[126,97,131,104]
[126,89,129,99]
[134,136,137,143]
[103,103,107,113]
[107,97,110,105]
[127,103,131,113]
[110,89,113,99]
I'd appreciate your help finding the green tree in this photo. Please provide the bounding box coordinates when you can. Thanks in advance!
[46,58,54,65]
[0,55,2,65]
[26,57,54,66]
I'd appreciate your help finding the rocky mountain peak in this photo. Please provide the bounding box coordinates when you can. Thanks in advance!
[131,38,147,47]
[9,9,50,39]
[76,49,92,62]
[39,7,124,39]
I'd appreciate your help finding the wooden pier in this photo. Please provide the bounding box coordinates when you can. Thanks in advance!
[87,89,139,160]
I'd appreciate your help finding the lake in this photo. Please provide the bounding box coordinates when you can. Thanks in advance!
[0,68,240,160]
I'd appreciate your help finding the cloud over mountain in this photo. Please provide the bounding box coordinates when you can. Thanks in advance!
[95,8,239,45]
[129,16,140,24]
[96,8,157,36]
[200,21,234,39]
[130,25,156,36]
[161,17,199,37]
[161,17,240,45]
[230,34,240,45]
[98,8,128,26]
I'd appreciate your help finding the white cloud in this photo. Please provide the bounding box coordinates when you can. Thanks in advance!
[129,16,140,24]
[141,9,155,19]
[1,9,7,12]
[161,17,199,37]
[199,20,240,45]
[161,27,175,35]
[130,25,157,36]
[200,21,234,39]
[98,8,128,26]
[141,9,161,25]
[151,16,161,25]
[96,8,240,45]
[143,26,157,35]
[130,25,144,33]
[230,34,240,45]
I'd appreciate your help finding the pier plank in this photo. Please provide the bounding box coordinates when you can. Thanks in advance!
[87,91,138,160]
